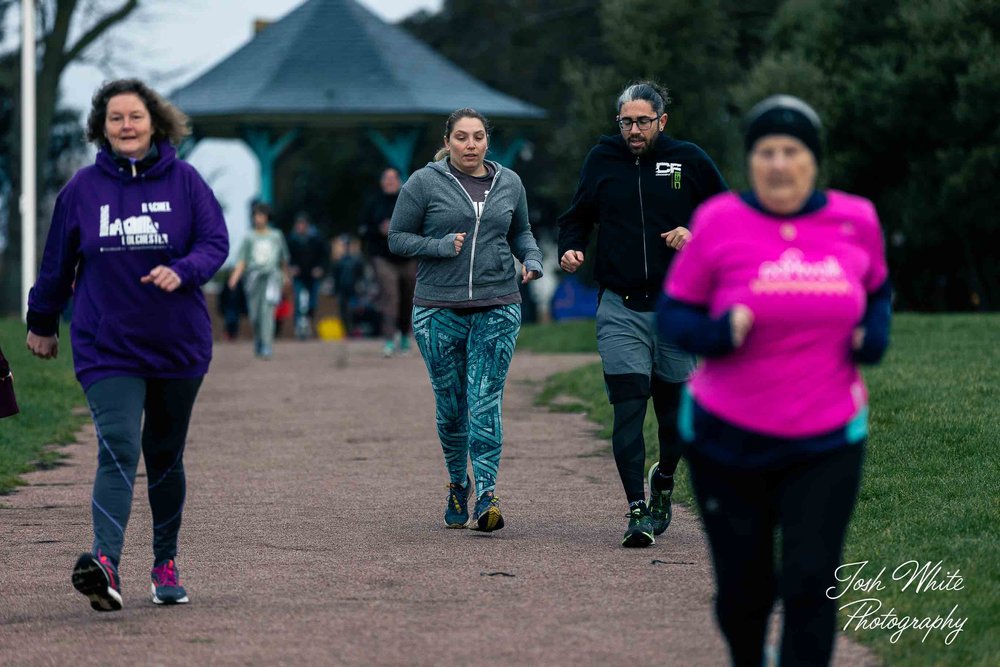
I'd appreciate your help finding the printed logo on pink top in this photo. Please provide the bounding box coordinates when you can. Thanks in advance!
[751,248,852,295]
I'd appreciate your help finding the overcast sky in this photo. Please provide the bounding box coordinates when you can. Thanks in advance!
[56,0,443,261]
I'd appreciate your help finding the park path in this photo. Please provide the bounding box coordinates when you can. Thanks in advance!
[0,340,878,666]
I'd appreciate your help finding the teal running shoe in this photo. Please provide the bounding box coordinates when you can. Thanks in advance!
[445,476,472,528]
[471,491,504,532]
[647,462,673,536]
[622,501,655,548]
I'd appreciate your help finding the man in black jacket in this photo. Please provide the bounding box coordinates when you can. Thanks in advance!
[558,81,727,548]
[359,168,417,356]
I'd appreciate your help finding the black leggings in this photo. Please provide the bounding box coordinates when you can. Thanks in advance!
[85,376,203,566]
[688,444,864,667]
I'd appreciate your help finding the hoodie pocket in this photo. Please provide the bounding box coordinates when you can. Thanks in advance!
[418,254,469,288]
[95,301,210,370]
[478,242,512,284]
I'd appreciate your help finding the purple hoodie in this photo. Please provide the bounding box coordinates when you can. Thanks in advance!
[28,140,229,389]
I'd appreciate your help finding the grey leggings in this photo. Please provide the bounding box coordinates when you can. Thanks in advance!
[84,376,203,567]
[245,272,279,353]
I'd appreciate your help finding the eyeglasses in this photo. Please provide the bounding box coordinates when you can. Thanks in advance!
[617,116,658,130]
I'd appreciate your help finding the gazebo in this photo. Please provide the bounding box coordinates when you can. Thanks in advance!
[170,0,545,203]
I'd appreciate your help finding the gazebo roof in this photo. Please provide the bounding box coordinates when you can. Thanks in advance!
[170,0,545,137]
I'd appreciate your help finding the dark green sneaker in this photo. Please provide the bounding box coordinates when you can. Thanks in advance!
[445,476,472,528]
[647,462,673,536]
[622,501,655,548]
[471,491,504,532]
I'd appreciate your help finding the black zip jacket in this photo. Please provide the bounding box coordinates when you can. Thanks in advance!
[558,134,727,310]
[359,191,406,264]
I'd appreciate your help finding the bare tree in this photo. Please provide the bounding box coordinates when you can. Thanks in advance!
[0,0,142,312]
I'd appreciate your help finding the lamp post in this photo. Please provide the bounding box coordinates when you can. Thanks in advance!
[20,0,36,321]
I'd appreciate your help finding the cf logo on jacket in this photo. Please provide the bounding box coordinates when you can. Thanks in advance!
[655,162,682,176]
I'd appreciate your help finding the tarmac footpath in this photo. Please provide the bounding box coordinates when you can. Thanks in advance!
[0,340,879,666]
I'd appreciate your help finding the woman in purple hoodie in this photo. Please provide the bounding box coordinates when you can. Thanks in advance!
[26,79,229,612]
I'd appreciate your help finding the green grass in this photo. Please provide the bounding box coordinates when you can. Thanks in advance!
[516,318,599,353]
[0,317,87,495]
[518,314,999,667]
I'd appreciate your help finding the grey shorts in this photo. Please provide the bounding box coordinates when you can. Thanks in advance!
[596,290,696,402]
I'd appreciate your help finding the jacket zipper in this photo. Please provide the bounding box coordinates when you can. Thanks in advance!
[445,167,502,299]
[636,157,648,298]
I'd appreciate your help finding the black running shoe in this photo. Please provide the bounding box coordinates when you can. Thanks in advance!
[72,551,122,612]
[647,462,674,536]
[622,501,655,548]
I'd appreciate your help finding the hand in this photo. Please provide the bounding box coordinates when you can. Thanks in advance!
[379,219,391,236]
[227,265,244,290]
[522,265,541,284]
[454,232,467,255]
[141,265,182,292]
[26,331,59,359]
[852,327,866,350]
[730,304,754,348]
[661,227,691,250]
[560,250,585,273]
[311,267,323,280]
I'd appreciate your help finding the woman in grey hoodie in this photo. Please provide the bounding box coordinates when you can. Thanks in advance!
[389,108,543,532]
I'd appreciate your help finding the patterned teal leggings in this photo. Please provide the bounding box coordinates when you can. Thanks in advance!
[412,304,521,496]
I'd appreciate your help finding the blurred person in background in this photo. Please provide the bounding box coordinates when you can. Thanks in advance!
[360,167,417,357]
[228,202,289,359]
[331,234,364,337]
[286,211,327,339]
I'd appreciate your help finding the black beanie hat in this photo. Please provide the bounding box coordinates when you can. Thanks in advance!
[744,95,822,163]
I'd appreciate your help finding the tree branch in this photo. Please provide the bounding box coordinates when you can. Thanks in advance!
[62,0,139,67]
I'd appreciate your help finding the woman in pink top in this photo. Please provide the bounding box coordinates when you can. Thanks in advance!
[658,95,891,667]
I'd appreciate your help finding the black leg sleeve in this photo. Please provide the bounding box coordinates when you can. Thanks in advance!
[611,398,649,504]
[651,376,684,475]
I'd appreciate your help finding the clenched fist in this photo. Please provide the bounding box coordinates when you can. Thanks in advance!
[560,250,584,273]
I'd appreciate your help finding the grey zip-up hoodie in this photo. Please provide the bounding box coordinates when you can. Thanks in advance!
[388,159,543,304]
